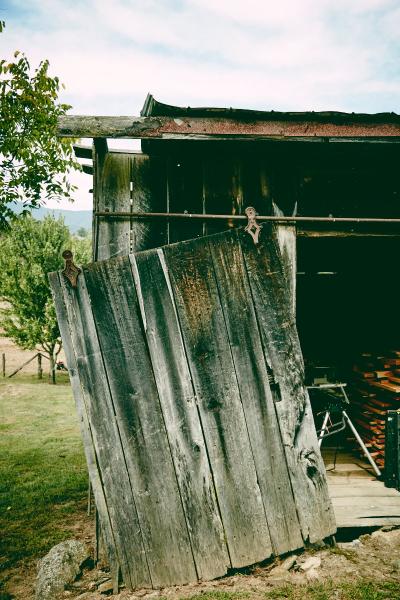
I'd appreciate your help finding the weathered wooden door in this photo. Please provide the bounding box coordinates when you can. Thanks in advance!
[49,225,336,590]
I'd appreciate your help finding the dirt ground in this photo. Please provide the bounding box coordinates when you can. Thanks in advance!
[9,526,398,600]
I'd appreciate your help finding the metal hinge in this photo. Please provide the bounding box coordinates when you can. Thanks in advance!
[245,206,262,244]
[62,250,81,288]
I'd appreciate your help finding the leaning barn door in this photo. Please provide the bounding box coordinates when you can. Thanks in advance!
[49,225,336,590]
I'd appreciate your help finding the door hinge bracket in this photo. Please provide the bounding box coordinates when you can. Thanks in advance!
[245,206,262,244]
[62,250,81,288]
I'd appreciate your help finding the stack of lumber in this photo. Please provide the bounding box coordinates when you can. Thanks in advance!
[350,351,400,470]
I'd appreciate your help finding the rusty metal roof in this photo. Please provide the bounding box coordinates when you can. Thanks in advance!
[141,93,400,125]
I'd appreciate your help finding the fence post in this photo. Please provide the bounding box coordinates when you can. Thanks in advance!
[37,353,43,380]
[2,353,5,377]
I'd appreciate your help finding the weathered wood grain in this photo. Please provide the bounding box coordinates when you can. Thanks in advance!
[167,156,204,242]
[53,272,150,588]
[48,272,121,588]
[164,236,272,568]
[208,230,303,554]
[239,225,336,543]
[57,114,400,140]
[275,225,297,315]
[203,157,241,235]
[95,153,131,260]
[83,257,198,587]
[131,249,230,579]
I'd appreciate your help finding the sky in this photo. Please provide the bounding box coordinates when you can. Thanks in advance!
[1,0,400,210]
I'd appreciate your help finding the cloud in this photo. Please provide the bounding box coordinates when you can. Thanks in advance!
[2,0,400,209]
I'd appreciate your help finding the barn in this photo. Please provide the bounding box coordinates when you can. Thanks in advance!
[52,96,400,592]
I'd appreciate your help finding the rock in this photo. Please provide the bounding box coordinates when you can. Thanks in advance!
[280,555,297,571]
[35,539,90,600]
[306,567,320,581]
[298,556,321,572]
[98,579,114,594]
[268,574,292,585]
[339,539,362,550]
[391,559,400,572]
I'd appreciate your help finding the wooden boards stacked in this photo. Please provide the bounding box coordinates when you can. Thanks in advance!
[50,226,336,591]
[351,352,400,469]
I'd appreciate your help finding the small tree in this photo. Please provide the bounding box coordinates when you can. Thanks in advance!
[0,214,91,383]
[0,22,79,227]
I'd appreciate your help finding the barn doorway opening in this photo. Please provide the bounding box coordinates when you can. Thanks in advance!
[296,235,400,482]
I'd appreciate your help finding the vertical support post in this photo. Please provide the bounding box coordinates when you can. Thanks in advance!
[275,223,297,317]
[37,353,43,379]
[92,138,108,261]
[385,410,400,489]
[2,353,5,377]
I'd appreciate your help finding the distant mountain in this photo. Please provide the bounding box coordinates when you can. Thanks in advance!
[11,202,92,234]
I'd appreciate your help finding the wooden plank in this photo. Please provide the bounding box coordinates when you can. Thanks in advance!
[203,157,241,236]
[328,485,400,498]
[83,258,198,587]
[131,249,230,580]
[130,154,168,251]
[53,272,150,588]
[95,153,131,261]
[334,506,400,518]
[333,497,400,508]
[239,224,336,543]
[167,156,204,243]
[57,114,400,140]
[164,236,272,568]
[208,230,303,555]
[275,225,296,315]
[48,273,121,589]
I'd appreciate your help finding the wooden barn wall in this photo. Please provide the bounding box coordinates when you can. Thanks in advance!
[93,148,297,311]
[50,226,336,591]
[92,149,299,256]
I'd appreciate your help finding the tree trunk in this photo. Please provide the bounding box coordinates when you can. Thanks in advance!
[49,352,56,384]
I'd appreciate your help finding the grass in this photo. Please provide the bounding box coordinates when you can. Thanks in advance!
[180,581,400,600]
[0,374,88,572]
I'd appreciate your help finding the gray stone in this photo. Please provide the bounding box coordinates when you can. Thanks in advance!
[280,555,297,571]
[298,556,321,572]
[391,559,400,572]
[35,539,90,600]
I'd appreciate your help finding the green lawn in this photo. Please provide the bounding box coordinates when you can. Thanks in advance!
[183,583,400,600]
[0,375,88,572]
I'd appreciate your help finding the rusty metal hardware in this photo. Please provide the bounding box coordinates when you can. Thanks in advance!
[244,206,262,244]
[62,250,81,288]
[94,211,400,224]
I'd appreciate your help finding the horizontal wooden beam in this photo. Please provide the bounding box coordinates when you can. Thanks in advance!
[82,164,93,175]
[73,144,93,159]
[58,115,400,141]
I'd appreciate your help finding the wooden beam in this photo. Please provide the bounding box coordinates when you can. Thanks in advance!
[82,164,93,175]
[73,144,93,159]
[58,115,400,141]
